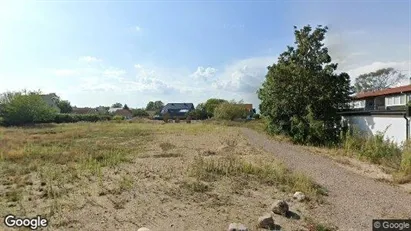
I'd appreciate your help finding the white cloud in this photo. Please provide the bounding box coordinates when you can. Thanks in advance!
[192,66,217,81]
[78,56,102,63]
[53,69,78,77]
[213,56,275,93]
[102,68,126,80]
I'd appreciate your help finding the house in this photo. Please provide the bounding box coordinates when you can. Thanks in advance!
[114,109,132,119]
[108,107,123,114]
[340,84,411,145]
[160,103,195,118]
[40,93,60,112]
[72,107,98,114]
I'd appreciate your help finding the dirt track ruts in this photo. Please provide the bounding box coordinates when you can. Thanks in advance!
[242,128,411,231]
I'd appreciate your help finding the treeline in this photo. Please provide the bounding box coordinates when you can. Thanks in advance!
[0,91,111,126]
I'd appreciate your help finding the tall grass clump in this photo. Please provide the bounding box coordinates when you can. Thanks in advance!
[394,140,411,183]
[190,155,324,198]
[341,126,402,168]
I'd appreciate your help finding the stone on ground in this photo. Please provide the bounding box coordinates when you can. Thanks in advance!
[257,213,275,229]
[271,199,289,216]
[228,222,248,231]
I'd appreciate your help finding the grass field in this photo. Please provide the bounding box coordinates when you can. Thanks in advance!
[0,121,329,230]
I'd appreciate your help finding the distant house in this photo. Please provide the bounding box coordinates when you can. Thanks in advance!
[108,107,123,114]
[114,109,132,119]
[160,103,195,118]
[40,93,60,112]
[72,107,98,114]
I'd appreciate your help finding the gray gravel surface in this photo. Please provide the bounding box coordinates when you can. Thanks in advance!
[242,128,411,231]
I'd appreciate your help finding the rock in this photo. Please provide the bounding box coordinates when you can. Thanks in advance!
[293,191,306,202]
[228,223,248,231]
[137,228,151,231]
[270,200,289,216]
[257,213,275,229]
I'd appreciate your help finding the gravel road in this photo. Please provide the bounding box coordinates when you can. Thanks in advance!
[242,128,411,231]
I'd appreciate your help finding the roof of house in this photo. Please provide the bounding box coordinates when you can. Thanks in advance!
[161,103,194,112]
[72,107,96,114]
[354,85,411,99]
[114,109,132,116]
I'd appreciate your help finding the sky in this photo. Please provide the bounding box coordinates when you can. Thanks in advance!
[0,0,410,108]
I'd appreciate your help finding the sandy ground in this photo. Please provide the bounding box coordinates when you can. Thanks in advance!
[0,124,322,231]
[243,128,411,231]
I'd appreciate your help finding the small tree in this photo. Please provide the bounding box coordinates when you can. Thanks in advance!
[163,113,170,123]
[204,98,228,118]
[123,104,130,110]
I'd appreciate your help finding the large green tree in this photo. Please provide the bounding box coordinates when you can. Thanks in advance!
[258,25,352,145]
[354,67,406,93]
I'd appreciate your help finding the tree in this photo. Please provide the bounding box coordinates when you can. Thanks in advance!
[354,68,406,93]
[2,92,57,126]
[258,25,352,145]
[57,100,72,113]
[123,104,130,110]
[204,98,228,117]
[112,103,122,108]
[145,101,164,113]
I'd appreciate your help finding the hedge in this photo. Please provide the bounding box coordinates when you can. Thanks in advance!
[53,114,112,124]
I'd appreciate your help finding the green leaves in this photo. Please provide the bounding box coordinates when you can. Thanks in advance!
[258,25,351,145]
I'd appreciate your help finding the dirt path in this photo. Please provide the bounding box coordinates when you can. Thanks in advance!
[242,128,411,231]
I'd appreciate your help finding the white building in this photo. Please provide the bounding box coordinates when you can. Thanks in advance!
[341,85,411,146]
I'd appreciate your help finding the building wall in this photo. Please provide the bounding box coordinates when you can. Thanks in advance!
[343,115,408,145]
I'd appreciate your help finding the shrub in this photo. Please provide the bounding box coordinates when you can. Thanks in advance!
[54,114,112,123]
[2,93,57,126]
[253,113,261,119]
[113,115,125,121]
[341,126,402,167]
[132,108,149,117]
[399,141,411,175]
[214,101,248,121]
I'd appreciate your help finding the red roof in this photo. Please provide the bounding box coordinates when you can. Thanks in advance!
[354,85,411,99]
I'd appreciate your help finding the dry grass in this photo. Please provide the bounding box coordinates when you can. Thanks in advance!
[189,154,325,200]
[0,121,326,230]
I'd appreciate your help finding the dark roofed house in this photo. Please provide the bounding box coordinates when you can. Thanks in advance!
[160,103,195,118]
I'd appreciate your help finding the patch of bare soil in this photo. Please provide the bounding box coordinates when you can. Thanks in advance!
[1,125,323,231]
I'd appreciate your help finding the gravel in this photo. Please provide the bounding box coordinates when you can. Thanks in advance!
[242,128,411,231]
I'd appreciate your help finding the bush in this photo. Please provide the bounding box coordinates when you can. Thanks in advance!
[54,114,112,123]
[2,94,58,126]
[132,108,149,117]
[214,101,248,121]
[188,109,207,120]
[341,126,402,166]
[253,113,261,119]
[113,115,125,121]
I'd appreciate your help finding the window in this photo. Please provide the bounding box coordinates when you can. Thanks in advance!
[386,95,406,106]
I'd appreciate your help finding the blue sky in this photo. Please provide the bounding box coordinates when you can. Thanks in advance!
[0,0,410,108]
